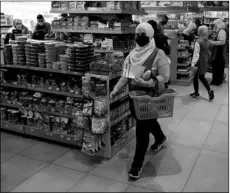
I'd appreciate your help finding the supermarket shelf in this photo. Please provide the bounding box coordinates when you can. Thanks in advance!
[95,49,132,54]
[177,62,191,67]
[51,28,135,34]
[0,103,22,109]
[0,103,82,119]
[111,126,135,157]
[178,54,192,59]
[200,6,229,12]
[171,77,193,86]
[177,70,191,75]
[1,121,24,134]
[110,90,128,104]
[50,8,147,15]
[1,64,28,70]
[24,126,82,147]
[1,65,85,76]
[111,111,130,127]
[86,71,122,80]
[28,66,84,76]
[26,86,84,99]
[1,83,27,89]
[143,6,188,13]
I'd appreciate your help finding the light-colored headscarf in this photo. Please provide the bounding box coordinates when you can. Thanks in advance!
[198,25,209,39]
[213,19,226,31]
[125,22,156,66]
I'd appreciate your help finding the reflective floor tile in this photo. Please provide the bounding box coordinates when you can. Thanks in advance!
[1,151,15,163]
[20,141,70,163]
[1,155,47,192]
[68,174,129,192]
[53,149,104,173]
[168,119,212,148]
[126,185,157,192]
[11,164,86,192]
[133,144,200,192]
[215,105,228,123]
[185,101,221,121]
[203,123,228,153]
[183,150,228,192]
[1,134,38,154]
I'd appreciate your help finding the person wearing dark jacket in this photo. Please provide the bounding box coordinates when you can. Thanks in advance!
[32,14,51,40]
[147,20,170,55]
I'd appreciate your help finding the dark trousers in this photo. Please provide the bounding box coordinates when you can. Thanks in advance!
[212,59,225,85]
[193,72,210,94]
[132,119,165,169]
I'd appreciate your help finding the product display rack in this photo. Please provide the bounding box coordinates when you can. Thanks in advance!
[169,38,193,86]
[0,1,144,158]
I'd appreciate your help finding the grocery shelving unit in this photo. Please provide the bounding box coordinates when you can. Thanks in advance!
[169,38,193,86]
[0,2,145,159]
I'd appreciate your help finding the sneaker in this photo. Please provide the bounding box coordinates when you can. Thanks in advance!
[128,167,143,179]
[150,136,168,152]
[190,93,200,99]
[209,90,214,101]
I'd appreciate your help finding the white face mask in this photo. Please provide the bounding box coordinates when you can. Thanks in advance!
[38,22,44,26]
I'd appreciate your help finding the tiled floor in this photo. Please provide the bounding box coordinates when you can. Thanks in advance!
[1,71,229,192]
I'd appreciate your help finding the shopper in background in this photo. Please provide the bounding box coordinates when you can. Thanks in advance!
[147,20,170,55]
[209,19,226,86]
[4,19,29,44]
[110,22,170,179]
[190,25,214,101]
[157,14,169,34]
[194,18,201,36]
[182,16,196,44]
[32,14,51,40]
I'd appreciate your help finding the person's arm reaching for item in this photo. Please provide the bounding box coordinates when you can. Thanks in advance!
[209,30,226,46]
[113,77,128,93]
[191,41,200,67]
[110,77,128,99]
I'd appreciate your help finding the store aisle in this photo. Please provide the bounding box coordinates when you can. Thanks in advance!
[1,72,228,192]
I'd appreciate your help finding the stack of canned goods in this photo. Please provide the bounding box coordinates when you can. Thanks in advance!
[3,45,13,65]
[38,53,46,68]
[60,54,68,71]
[45,43,57,69]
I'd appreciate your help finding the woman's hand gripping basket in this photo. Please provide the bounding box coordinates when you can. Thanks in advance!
[129,80,176,120]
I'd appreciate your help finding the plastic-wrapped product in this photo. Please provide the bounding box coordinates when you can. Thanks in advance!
[82,76,91,97]
[92,116,108,134]
[83,100,93,116]
[81,131,98,156]
[94,97,108,116]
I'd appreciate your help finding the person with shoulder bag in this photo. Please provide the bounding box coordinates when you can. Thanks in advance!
[110,22,170,179]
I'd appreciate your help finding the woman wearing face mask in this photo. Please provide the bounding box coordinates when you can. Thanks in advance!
[4,19,30,44]
[209,19,226,86]
[32,14,51,40]
[110,22,170,179]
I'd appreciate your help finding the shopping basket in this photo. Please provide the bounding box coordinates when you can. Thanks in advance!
[129,80,176,120]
